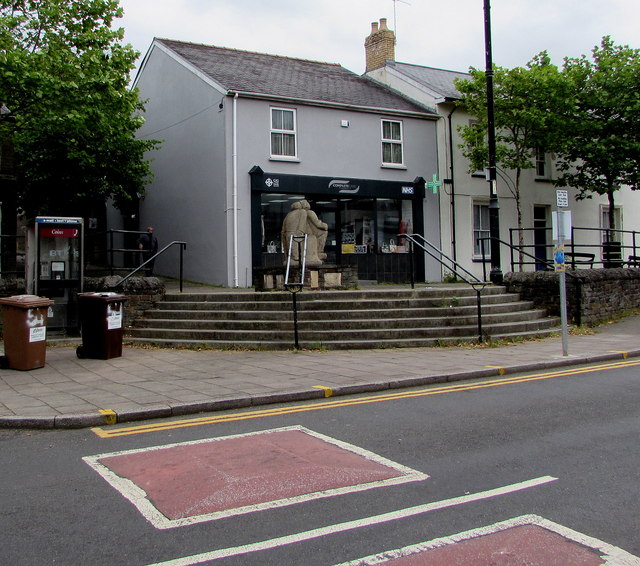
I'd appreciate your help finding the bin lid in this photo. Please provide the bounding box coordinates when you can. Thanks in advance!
[0,294,55,308]
[77,292,128,302]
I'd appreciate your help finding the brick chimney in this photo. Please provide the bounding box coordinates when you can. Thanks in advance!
[364,18,396,72]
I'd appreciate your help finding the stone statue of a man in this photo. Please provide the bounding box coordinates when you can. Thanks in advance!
[280,200,329,267]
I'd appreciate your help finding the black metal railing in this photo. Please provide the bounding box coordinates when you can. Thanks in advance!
[404,234,488,342]
[111,241,187,291]
[508,226,640,271]
[284,235,308,349]
[480,236,582,326]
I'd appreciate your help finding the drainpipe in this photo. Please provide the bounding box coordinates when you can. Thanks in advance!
[232,92,239,287]
[447,105,458,263]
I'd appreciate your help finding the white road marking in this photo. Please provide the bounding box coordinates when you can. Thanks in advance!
[334,514,640,565]
[83,425,428,529]
[145,476,558,566]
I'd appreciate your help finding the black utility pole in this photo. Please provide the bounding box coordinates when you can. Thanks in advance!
[483,0,502,284]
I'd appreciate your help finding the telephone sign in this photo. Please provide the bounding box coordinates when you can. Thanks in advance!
[40,228,80,238]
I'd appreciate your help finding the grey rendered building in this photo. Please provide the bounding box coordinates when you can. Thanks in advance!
[131,38,440,286]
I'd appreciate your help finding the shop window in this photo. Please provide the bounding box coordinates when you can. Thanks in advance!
[271,108,297,159]
[341,198,412,255]
[377,199,412,253]
[260,195,336,263]
[381,120,403,166]
[341,199,374,254]
[260,194,413,262]
[261,194,304,255]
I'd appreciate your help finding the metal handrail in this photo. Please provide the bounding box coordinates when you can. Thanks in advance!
[107,229,147,274]
[111,241,187,291]
[404,233,488,343]
[284,235,308,349]
[479,236,555,280]
[479,236,583,326]
[284,235,307,290]
[508,226,640,270]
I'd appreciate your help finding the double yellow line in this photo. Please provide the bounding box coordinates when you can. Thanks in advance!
[92,358,640,438]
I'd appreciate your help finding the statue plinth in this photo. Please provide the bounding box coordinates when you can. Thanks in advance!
[253,265,358,292]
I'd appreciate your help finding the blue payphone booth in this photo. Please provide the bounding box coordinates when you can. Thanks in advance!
[28,216,84,331]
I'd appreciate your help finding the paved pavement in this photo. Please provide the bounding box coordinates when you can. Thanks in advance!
[1,283,639,429]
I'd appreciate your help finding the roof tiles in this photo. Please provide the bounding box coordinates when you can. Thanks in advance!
[156,39,435,116]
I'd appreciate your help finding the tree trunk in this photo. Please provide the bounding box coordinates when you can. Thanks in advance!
[607,189,616,239]
[515,168,524,270]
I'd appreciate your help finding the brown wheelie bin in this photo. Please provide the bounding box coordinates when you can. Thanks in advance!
[76,292,128,360]
[0,295,54,370]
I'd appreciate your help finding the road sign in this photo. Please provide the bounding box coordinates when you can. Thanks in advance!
[554,244,566,272]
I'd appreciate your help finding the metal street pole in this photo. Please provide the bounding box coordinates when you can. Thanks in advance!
[483,0,502,284]
[554,190,571,357]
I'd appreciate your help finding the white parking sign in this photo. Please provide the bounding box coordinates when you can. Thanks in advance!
[556,190,569,208]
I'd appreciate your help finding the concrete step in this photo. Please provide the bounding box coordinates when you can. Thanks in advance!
[126,324,559,351]
[135,309,551,331]
[128,284,560,350]
[156,292,524,312]
[128,317,559,342]
[161,285,505,303]
[141,300,537,322]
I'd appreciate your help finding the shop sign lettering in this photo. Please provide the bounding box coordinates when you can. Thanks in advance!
[329,179,360,194]
[41,228,79,238]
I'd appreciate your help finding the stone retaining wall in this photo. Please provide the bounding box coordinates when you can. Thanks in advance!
[83,277,165,328]
[504,268,640,326]
[0,277,165,334]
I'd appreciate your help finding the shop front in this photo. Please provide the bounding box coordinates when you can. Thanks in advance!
[250,167,426,284]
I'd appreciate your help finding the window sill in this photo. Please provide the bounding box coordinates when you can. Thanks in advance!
[269,156,300,163]
[534,177,553,183]
[381,163,407,170]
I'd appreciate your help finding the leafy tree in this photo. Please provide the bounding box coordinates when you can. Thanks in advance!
[0,0,158,219]
[555,37,640,233]
[455,54,571,260]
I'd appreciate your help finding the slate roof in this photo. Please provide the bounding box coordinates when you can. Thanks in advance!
[154,39,436,117]
[384,61,470,100]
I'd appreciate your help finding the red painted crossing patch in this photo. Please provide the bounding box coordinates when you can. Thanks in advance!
[335,515,638,566]
[84,426,428,529]
[376,525,605,565]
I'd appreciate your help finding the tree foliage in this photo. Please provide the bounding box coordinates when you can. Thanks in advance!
[455,37,640,234]
[0,0,158,218]
[554,37,640,231]
[455,54,570,251]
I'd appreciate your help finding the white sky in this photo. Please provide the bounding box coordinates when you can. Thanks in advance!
[117,0,639,75]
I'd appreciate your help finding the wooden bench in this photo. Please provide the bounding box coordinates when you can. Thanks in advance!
[564,252,595,268]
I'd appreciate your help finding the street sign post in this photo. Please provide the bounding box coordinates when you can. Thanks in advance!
[554,191,570,356]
